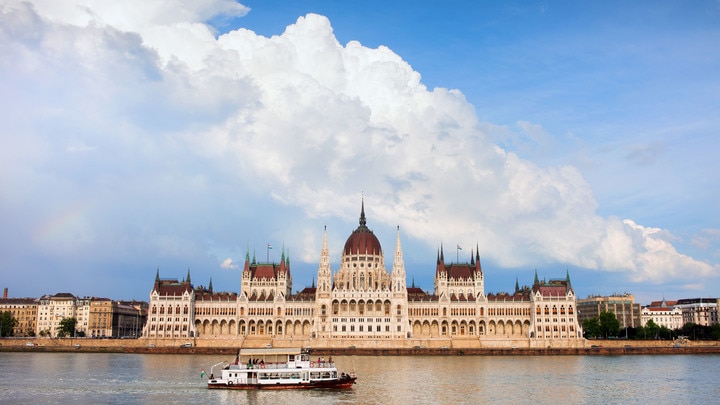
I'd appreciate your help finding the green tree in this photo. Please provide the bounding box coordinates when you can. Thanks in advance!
[57,317,77,338]
[645,319,660,339]
[658,325,673,340]
[1,311,18,337]
[599,311,621,338]
[710,324,720,340]
[583,317,600,338]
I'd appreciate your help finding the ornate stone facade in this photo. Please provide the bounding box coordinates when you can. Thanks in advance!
[143,203,583,346]
[36,293,91,337]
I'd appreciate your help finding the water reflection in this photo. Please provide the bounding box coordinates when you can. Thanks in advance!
[0,352,717,404]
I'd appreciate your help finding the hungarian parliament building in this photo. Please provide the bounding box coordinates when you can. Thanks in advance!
[143,203,583,347]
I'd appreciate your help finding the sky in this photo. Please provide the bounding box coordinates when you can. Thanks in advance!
[1,0,719,305]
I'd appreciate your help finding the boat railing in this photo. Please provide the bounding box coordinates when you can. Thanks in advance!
[235,362,290,370]
[309,361,335,368]
[225,361,337,371]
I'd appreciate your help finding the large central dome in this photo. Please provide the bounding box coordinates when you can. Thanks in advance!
[343,202,382,256]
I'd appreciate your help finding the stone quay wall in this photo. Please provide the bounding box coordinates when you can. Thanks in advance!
[2,336,719,356]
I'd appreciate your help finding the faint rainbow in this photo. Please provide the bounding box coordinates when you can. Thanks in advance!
[33,199,97,244]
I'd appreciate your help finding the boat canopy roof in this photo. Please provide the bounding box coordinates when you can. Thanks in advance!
[239,348,304,356]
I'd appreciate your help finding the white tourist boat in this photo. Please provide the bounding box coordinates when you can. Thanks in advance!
[205,348,357,390]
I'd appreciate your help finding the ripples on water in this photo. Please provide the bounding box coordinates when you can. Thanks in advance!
[0,352,717,404]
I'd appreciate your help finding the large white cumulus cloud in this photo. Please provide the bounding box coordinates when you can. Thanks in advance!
[1,0,715,287]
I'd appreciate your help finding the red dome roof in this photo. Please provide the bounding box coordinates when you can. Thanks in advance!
[343,202,382,256]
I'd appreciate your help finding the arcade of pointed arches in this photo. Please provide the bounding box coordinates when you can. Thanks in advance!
[409,318,532,337]
[331,299,394,316]
[194,318,314,337]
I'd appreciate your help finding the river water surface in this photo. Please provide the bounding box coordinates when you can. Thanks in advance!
[1,352,717,404]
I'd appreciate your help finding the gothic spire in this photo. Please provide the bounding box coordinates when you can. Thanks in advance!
[359,198,367,228]
[394,225,403,259]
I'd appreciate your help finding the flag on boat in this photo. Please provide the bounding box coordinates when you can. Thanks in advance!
[457,245,462,250]
[200,369,207,378]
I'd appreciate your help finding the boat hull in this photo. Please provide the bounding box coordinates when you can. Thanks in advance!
[207,377,357,390]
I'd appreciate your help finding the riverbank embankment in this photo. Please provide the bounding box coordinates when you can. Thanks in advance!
[2,337,719,356]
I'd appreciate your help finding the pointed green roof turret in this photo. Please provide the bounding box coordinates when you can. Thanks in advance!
[534,269,539,285]
[186,268,191,284]
[155,267,160,282]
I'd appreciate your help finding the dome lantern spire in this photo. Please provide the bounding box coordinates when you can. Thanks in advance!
[359,198,367,229]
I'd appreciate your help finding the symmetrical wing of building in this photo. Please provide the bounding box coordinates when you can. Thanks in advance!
[143,203,585,347]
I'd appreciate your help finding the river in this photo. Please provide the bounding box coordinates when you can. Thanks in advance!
[0,352,717,404]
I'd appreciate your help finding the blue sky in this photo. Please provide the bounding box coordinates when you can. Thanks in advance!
[1,0,719,305]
